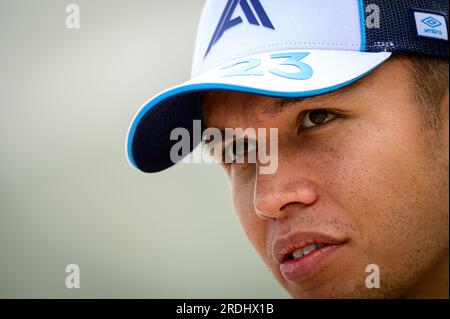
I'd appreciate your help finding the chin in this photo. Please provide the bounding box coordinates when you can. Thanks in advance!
[275,267,383,299]
[285,284,377,299]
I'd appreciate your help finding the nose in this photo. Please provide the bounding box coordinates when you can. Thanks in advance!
[254,164,318,220]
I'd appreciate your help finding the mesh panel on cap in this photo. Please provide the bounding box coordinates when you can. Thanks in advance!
[363,0,448,57]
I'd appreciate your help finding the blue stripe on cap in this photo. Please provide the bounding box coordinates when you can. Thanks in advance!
[359,0,367,51]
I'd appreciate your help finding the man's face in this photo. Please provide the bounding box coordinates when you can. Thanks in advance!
[201,57,449,298]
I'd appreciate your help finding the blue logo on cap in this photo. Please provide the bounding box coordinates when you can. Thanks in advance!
[421,16,442,28]
[204,0,275,59]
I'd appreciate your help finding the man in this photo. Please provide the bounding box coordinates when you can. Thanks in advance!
[126,0,448,298]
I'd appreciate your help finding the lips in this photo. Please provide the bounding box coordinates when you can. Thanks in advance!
[272,231,348,281]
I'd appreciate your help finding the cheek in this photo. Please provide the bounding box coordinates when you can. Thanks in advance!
[318,116,445,265]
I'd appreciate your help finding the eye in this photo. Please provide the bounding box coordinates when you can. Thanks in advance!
[223,139,257,164]
[300,109,339,129]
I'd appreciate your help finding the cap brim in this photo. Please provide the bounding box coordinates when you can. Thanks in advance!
[126,50,391,173]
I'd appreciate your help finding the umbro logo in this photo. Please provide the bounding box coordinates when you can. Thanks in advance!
[414,11,448,41]
[204,0,275,59]
[421,16,442,28]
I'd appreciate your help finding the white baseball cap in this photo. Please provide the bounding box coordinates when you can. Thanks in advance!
[126,0,448,173]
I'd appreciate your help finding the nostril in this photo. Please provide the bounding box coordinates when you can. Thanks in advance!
[280,201,306,213]
[255,202,304,220]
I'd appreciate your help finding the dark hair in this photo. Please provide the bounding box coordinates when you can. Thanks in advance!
[406,54,448,130]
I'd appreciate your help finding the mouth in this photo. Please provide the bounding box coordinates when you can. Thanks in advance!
[273,232,348,282]
[290,242,329,260]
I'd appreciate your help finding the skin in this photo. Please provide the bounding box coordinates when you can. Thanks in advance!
[201,56,449,298]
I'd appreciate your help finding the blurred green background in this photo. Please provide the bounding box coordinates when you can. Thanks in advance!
[0,0,289,298]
